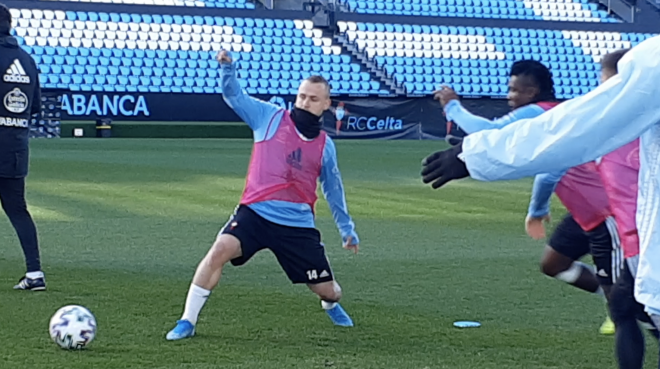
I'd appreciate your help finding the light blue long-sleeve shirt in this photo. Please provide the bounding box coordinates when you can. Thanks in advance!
[444,99,562,218]
[457,35,660,312]
[222,62,359,244]
[444,100,547,134]
[527,171,566,218]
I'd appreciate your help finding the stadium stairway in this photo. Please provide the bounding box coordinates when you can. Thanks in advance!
[319,27,398,95]
[335,32,405,95]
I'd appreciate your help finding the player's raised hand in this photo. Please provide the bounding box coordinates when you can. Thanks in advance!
[343,236,359,254]
[433,85,459,108]
[216,49,232,64]
[525,214,551,240]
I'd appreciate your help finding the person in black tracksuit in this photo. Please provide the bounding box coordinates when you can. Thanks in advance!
[0,3,45,290]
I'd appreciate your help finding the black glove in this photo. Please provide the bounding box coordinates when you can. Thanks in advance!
[421,143,469,189]
[445,122,466,146]
[444,134,464,147]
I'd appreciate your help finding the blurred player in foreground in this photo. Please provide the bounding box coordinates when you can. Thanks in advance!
[420,35,660,363]
[434,60,617,334]
[594,49,658,369]
[166,49,360,341]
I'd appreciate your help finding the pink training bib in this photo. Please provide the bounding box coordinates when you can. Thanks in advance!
[598,139,641,257]
[241,111,326,211]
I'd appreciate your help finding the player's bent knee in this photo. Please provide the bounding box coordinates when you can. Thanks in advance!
[540,258,575,279]
[540,260,559,277]
[539,247,574,278]
[552,263,582,283]
[207,234,242,266]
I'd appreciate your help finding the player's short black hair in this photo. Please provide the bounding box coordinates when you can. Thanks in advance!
[601,49,630,74]
[304,75,331,96]
[510,60,556,101]
[0,3,11,31]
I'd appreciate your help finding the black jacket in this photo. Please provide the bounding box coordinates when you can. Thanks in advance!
[0,32,41,178]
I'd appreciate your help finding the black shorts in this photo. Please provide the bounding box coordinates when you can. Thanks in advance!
[549,214,623,285]
[219,205,334,285]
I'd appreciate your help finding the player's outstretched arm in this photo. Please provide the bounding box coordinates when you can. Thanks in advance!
[319,137,359,254]
[219,50,279,132]
[528,171,564,218]
[459,35,660,182]
[444,100,546,134]
[434,86,546,134]
[525,171,564,239]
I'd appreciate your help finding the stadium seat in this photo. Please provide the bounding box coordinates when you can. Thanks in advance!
[340,0,619,22]
[11,8,380,95]
[337,21,654,97]
[9,5,654,98]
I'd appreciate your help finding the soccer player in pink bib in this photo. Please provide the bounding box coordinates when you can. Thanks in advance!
[421,37,660,369]
[435,61,620,333]
[166,50,360,341]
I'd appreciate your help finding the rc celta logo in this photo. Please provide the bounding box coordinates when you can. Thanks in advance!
[333,102,403,132]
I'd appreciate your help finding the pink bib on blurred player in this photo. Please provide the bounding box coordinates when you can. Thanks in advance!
[241,111,326,211]
[597,139,640,257]
[555,163,612,231]
[536,102,612,231]
[536,102,559,111]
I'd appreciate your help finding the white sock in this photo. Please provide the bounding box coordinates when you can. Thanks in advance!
[26,271,44,279]
[181,284,211,325]
[321,300,337,310]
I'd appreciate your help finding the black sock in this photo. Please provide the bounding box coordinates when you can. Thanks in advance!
[614,318,645,369]
[609,261,647,369]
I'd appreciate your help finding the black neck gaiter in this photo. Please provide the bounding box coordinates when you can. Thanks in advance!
[290,107,323,139]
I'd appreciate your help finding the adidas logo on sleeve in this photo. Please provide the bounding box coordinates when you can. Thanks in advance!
[3,59,30,84]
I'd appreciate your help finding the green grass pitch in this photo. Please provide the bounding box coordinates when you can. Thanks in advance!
[0,138,656,368]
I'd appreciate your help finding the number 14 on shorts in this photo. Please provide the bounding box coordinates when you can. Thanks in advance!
[307,269,330,280]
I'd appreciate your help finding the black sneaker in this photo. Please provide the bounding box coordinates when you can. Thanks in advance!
[13,276,46,291]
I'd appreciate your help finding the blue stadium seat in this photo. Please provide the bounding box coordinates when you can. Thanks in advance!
[12,7,640,97]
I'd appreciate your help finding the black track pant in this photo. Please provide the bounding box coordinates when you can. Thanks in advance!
[0,177,41,273]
